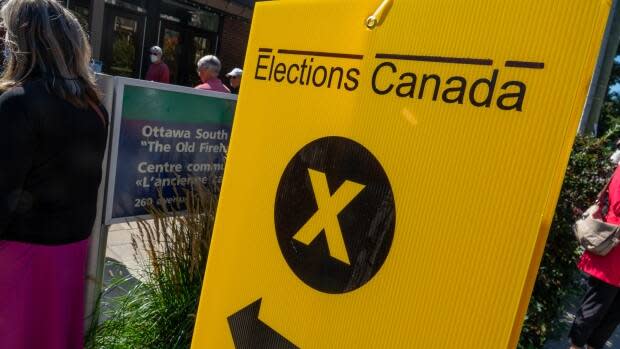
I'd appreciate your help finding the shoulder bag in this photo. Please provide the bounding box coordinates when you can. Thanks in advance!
[573,177,620,256]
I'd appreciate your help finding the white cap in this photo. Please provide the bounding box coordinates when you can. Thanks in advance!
[226,68,243,77]
[150,46,163,56]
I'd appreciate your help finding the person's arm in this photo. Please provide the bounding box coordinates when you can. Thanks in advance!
[0,92,35,235]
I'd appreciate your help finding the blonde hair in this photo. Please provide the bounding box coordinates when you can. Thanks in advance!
[0,0,100,107]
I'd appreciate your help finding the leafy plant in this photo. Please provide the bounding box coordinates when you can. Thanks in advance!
[87,184,217,349]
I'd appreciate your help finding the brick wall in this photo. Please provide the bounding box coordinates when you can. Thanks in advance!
[218,15,252,84]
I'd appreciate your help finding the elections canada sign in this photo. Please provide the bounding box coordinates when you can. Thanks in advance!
[192,1,610,348]
[255,48,530,112]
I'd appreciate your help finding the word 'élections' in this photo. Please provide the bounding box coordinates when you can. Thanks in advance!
[254,52,528,112]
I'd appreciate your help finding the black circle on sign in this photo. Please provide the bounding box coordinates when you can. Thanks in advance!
[274,136,396,294]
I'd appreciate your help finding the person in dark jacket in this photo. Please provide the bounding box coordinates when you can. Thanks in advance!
[0,1,108,348]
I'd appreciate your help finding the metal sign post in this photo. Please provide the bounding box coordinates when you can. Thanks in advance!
[579,0,620,135]
[84,73,115,332]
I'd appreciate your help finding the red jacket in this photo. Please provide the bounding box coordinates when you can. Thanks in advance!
[579,165,620,286]
[195,78,230,93]
[145,62,170,84]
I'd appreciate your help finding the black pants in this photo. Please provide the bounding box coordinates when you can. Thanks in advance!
[570,276,620,348]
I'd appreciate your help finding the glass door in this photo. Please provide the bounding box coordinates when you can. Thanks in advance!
[159,21,184,85]
[158,19,218,87]
[187,32,215,87]
[101,9,145,78]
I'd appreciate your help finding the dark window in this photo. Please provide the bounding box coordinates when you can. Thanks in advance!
[64,0,91,31]
[160,0,219,32]
[109,16,139,76]
[104,0,147,14]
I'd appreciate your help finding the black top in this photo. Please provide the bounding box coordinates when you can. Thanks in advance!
[0,79,108,245]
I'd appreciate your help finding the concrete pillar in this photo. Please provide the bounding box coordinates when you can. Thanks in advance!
[89,0,105,60]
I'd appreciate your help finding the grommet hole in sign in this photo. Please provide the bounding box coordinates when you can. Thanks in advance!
[366,0,393,29]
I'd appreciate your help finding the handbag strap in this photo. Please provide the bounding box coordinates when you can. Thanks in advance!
[86,98,107,127]
[597,173,614,204]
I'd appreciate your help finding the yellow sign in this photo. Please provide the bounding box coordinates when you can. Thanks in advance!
[192,0,611,347]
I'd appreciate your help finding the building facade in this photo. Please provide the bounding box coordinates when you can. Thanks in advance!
[61,0,253,87]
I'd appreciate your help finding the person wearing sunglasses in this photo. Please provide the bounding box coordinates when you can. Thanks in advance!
[226,68,242,94]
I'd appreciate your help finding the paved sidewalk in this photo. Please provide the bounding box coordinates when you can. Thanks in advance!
[105,222,142,280]
[104,222,156,282]
[544,289,620,349]
[97,222,145,321]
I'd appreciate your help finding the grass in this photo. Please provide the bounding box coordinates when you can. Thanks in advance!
[86,184,217,349]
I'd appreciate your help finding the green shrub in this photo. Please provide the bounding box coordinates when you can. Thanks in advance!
[518,134,616,348]
[87,184,216,349]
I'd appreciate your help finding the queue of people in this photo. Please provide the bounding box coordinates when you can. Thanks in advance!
[144,46,242,94]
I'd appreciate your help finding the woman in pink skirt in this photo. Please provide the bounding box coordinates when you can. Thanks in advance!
[0,1,107,348]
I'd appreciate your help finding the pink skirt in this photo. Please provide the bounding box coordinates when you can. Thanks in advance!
[0,238,89,349]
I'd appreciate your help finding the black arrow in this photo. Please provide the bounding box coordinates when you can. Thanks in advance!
[227,298,299,349]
